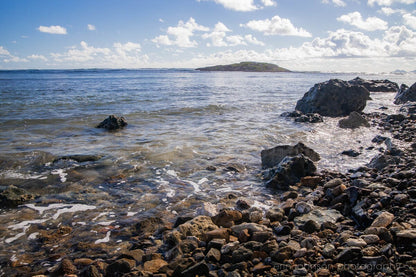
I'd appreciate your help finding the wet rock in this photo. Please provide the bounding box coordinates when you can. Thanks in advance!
[341,149,361,157]
[338,111,370,129]
[261,142,320,169]
[232,247,253,263]
[212,210,242,228]
[370,211,394,228]
[177,216,218,240]
[394,81,416,104]
[294,208,343,227]
[143,259,168,273]
[0,185,35,208]
[300,176,322,188]
[52,259,77,277]
[265,208,285,222]
[196,202,218,217]
[335,247,363,263]
[96,115,127,130]
[231,223,271,236]
[294,113,324,123]
[348,77,399,92]
[346,238,367,247]
[248,210,263,223]
[135,217,167,238]
[324,178,343,189]
[372,135,388,144]
[265,154,317,190]
[106,258,136,276]
[54,154,103,163]
[301,219,320,234]
[119,249,144,263]
[295,79,370,117]
[206,247,221,262]
[295,202,312,214]
[322,243,336,258]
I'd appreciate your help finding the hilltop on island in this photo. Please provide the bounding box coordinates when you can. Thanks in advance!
[196,62,291,72]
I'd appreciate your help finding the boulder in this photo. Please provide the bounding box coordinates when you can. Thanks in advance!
[0,185,35,208]
[96,115,127,130]
[348,77,399,92]
[294,208,343,227]
[177,216,218,240]
[295,79,370,117]
[394,82,416,104]
[261,142,320,169]
[265,154,317,190]
[338,111,370,129]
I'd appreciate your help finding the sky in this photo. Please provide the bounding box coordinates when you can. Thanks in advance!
[0,0,415,72]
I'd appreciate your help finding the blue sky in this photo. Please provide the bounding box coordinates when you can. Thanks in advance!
[0,0,415,72]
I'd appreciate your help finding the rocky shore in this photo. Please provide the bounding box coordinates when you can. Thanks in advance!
[2,78,416,277]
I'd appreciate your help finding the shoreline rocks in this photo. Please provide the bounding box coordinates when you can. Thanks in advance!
[394,82,416,104]
[96,115,128,130]
[295,79,370,117]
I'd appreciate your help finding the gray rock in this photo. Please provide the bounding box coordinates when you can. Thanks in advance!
[322,243,336,258]
[295,79,370,117]
[265,154,317,190]
[338,111,370,129]
[261,142,320,169]
[231,223,271,235]
[335,247,363,263]
[96,115,127,130]
[348,77,399,92]
[394,82,416,104]
[294,208,343,227]
[396,229,416,240]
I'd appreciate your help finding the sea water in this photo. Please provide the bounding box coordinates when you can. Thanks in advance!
[0,69,414,257]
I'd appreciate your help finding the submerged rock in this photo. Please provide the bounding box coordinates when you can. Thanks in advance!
[394,82,416,104]
[0,185,35,208]
[348,77,399,92]
[338,111,370,129]
[265,154,317,190]
[295,79,370,117]
[261,142,320,169]
[96,115,127,130]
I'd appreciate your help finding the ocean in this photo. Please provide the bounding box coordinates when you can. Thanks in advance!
[0,69,414,258]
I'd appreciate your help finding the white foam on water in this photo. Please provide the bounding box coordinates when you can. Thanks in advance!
[127,212,137,217]
[0,170,45,180]
[93,212,109,221]
[166,188,175,198]
[25,203,96,219]
[166,169,178,178]
[51,169,67,182]
[98,221,115,226]
[6,219,48,243]
[95,231,111,244]
[198,177,209,185]
[186,180,201,193]
[28,232,39,240]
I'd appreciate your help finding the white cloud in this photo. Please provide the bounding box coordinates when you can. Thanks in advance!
[244,34,265,46]
[337,12,388,31]
[202,22,231,47]
[403,13,416,30]
[242,15,312,37]
[261,0,277,7]
[50,41,148,68]
[152,18,209,48]
[88,24,96,31]
[28,54,48,61]
[0,46,11,56]
[378,7,405,15]
[322,0,347,7]
[197,0,259,11]
[38,25,67,35]
[368,0,416,6]
[0,46,28,63]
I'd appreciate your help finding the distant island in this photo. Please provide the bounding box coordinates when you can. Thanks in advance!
[196,62,291,72]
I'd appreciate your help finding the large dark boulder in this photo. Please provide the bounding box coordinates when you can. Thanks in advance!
[265,154,317,190]
[338,111,370,129]
[348,77,399,92]
[261,142,320,169]
[295,79,370,117]
[97,115,127,130]
[394,82,416,104]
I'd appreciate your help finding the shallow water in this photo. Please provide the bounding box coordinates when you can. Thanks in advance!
[0,69,414,263]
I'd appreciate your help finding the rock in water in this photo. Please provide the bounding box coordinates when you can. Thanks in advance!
[96,115,127,130]
[0,185,35,208]
[348,77,399,92]
[295,79,370,117]
[261,142,320,169]
[338,111,370,129]
[394,82,416,104]
[265,154,317,190]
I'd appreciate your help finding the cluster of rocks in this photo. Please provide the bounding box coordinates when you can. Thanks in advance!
[4,77,416,277]
[97,115,128,131]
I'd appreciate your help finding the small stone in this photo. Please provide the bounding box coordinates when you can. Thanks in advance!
[106,258,136,276]
[301,220,320,234]
[238,229,250,243]
[300,237,317,249]
[271,246,293,262]
[53,259,77,276]
[206,228,230,242]
[295,202,312,214]
[316,268,331,277]
[322,243,336,258]
[212,210,242,228]
[143,259,168,273]
[251,231,273,243]
[208,238,226,250]
[346,238,367,247]
[251,262,272,275]
[249,210,263,223]
[300,176,322,188]
[232,247,253,263]
[265,208,285,222]
[206,248,221,262]
[370,211,394,228]
[396,229,416,240]
[293,267,308,276]
[181,261,210,277]
[360,234,380,244]
[324,178,343,188]
[335,247,363,263]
